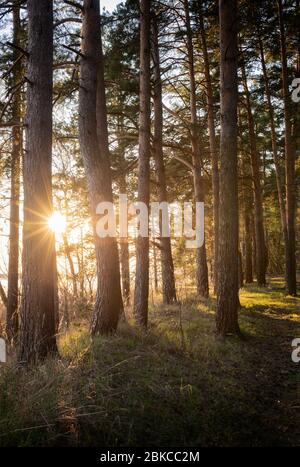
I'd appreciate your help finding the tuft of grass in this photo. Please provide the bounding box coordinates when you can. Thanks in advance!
[0,278,299,446]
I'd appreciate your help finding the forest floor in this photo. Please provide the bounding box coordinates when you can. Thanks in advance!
[0,277,299,447]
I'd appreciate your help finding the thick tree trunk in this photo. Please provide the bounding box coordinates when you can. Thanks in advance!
[216,0,240,336]
[79,0,123,335]
[7,2,22,342]
[151,12,177,305]
[278,0,297,295]
[198,0,219,293]
[241,61,267,287]
[184,0,209,298]
[18,0,58,362]
[133,0,151,327]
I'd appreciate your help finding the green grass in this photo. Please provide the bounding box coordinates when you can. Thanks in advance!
[0,278,299,446]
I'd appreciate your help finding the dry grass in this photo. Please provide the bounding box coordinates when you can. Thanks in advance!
[0,278,299,446]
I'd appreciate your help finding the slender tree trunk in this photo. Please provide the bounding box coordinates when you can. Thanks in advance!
[133,0,151,327]
[18,0,58,362]
[7,2,22,342]
[241,61,267,286]
[151,12,177,304]
[259,36,291,292]
[238,251,243,289]
[216,0,240,337]
[62,192,78,299]
[0,282,7,308]
[184,0,209,298]
[63,233,78,299]
[198,0,219,293]
[120,237,130,305]
[79,0,123,335]
[241,145,253,283]
[119,168,130,306]
[244,211,253,283]
[152,239,158,293]
[278,0,297,295]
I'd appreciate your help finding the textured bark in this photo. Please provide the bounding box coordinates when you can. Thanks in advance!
[216,0,240,336]
[7,2,22,342]
[184,0,209,298]
[151,13,177,305]
[241,61,267,286]
[133,0,151,327]
[18,0,58,362]
[79,0,123,335]
[277,0,297,295]
[198,0,219,292]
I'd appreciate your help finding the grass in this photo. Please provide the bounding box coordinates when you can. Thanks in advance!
[0,278,299,447]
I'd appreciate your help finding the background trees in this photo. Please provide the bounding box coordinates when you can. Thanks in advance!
[0,0,298,355]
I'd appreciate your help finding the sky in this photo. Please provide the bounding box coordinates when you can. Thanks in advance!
[101,0,121,12]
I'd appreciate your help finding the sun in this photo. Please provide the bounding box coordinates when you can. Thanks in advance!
[48,212,66,234]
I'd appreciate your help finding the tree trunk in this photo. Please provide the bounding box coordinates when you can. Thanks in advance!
[259,36,291,293]
[6,1,22,342]
[151,12,177,305]
[18,0,58,362]
[0,282,7,308]
[119,171,131,306]
[63,233,78,299]
[241,61,267,286]
[278,0,297,295]
[216,0,240,336]
[79,0,123,335]
[244,211,253,283]
[184,0,209,298]
[133,0,151,327]
[241,145,254,284]
[198,0,219,293]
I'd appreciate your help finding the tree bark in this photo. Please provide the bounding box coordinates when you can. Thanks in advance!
[7,1,22,342]
[183,0,209,298]
[79,0,123,335]
[18,0,58,362]
[151,12,177,305]
[277,0,297,295]
[241,60,267,286]
[133,0,151,327]
[198,0,219,293]
[216,0,240,336]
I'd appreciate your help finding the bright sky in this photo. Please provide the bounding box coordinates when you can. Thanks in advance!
[101,0,121,12]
